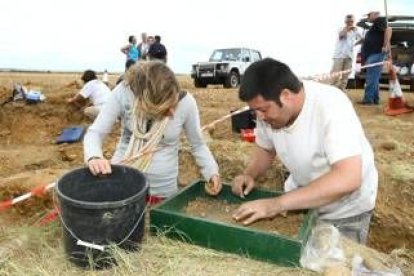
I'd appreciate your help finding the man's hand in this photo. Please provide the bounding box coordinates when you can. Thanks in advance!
[232,174,255,198]
[88,157,112,175]
[382,44,391,54]
[205,174,222,196]
[232,198,284,225]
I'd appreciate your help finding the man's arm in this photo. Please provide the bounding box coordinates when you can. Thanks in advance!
[232,145,276,198]
[67,93,87,107]
[383,27,392,56]
[339,27,347,39]
[233,155,362,225]
[243,145,276,178]
[277,155,361,210]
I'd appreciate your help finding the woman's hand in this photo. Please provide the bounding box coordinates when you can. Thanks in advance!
[205,174,222,196]
[88,157,112,176]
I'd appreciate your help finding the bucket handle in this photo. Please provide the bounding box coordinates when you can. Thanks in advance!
[53,191,148,252]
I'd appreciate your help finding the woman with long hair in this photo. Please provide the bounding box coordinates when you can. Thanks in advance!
[83,61,221,200]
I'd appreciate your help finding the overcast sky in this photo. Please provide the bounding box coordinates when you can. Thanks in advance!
[0,0,412,76]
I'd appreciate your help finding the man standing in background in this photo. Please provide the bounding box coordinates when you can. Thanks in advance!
[359,11,392,105]
[138,32,150,60]
[148,35,168,63]
[331,14,362,92]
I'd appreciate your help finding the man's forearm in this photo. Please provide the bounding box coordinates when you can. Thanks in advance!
[384,27,392,48]
[277,156,362,211]
[339,28,347,39]
[243,146,275,179]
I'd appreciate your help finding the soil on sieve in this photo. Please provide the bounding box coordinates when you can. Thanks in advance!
[184,197,304,237]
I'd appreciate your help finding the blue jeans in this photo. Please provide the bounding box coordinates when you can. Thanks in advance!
[363,53,386,104]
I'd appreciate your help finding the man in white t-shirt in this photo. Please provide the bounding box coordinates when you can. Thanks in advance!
[138,32,150,60]
[331,14,363,92]
[67,70,111,119]
[232,58,378,244]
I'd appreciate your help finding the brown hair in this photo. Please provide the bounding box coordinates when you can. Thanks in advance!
[125,61,180,119]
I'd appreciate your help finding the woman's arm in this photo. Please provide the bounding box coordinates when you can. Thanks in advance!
[182,94,219,181]
[83,85,124,163]
[120,44,130,55]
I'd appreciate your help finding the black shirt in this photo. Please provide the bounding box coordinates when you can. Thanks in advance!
[361,17,387,62]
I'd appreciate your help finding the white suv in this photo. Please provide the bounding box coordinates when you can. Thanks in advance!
[191,48,262,88]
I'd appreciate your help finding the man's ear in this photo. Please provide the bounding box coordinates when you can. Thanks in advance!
[279,89,291,106]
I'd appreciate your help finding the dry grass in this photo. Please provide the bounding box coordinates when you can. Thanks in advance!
[1,220,412,275]
[0,223,316,276]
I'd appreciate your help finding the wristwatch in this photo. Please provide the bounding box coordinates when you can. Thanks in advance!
[87,156,102,162]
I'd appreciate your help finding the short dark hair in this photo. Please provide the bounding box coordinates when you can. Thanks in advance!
[125,59,136,70]
[81,70,97,83]
[128,35,135,43]
[154,35,161,42]
[239,58,302,106]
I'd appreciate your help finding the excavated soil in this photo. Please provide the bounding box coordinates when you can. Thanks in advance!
[0,72,413,255]
[184,197,303,237]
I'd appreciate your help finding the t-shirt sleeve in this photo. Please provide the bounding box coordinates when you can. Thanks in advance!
[255,120,275,151]
[79,81,93,99]
[323,98,363,165]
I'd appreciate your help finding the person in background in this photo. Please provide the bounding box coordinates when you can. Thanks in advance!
[83,61,221,201]
[102,69,109,86]
[148,35,167,63]
[116,59,136,85]
[359,11,392,105]
[121,35,140,69]
[231,58,378,244]
[67,70,111,119]
[138,32,150,61]
[331,14,363,92]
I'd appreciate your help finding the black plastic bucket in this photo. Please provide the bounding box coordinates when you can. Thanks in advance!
[231,109,256,133]
[56,165,148,269]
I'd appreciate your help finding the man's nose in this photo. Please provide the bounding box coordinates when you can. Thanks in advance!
[256,111,265,120]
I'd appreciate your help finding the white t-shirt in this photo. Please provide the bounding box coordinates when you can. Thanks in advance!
[79,79,110,106]
[333,27,363,59]
[255,81,378,220]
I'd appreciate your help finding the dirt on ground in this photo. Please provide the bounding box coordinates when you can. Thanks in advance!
[184,197,303,237]
[0,72,413,256]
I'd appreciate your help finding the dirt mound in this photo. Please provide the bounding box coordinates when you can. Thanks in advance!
[0,169,67,224]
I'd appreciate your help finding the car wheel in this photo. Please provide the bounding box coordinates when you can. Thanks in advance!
[194,78,207,88]
[224,72,239,88]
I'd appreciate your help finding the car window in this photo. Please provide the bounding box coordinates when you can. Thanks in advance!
[251,51,261,62]
[241,49,251,61]
[209,49,242,62]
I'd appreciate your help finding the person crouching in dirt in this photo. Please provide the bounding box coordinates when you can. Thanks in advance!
[83,61,221,203]
[231,58,378,244]
[67,70,111,119]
